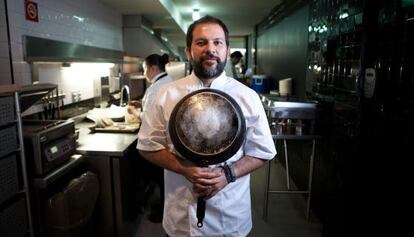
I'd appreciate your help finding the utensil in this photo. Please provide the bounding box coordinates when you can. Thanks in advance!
[169,88,246,227]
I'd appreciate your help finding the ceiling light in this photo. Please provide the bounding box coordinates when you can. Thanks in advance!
[192,9,200,21]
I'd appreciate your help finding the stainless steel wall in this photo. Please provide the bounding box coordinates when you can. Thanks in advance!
[256,5,309,98]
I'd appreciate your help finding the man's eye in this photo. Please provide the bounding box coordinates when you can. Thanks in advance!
[214,41,224,46]
[195,41,205,46]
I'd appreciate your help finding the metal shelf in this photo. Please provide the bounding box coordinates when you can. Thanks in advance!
[0,87,34,237]
[261,95,321,221]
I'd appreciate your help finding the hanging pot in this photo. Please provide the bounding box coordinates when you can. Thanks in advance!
[168,88,246,227]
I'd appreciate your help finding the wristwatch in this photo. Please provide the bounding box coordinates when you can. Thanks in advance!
[222,164,237,183]
[228,163,237,182]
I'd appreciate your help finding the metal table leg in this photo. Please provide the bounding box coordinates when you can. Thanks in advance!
[284,139,291,190]
[306,139,316,220]
[263,159,271,219]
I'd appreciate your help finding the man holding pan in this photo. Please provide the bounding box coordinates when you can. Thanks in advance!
[137,15,276,237]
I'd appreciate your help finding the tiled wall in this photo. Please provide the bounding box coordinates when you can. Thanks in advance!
[6,0,123,85]
[37,63,118,106]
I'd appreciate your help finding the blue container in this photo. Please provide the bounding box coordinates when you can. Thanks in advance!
[250,75,269,93]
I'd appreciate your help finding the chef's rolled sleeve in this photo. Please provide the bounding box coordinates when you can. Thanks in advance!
[137,99,168,151]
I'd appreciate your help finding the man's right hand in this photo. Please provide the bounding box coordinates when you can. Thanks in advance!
[180,165,228,200]
[128,100,141,108]
[139,150,228,199]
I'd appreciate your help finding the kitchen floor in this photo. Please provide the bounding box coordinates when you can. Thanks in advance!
[133,159,322,237]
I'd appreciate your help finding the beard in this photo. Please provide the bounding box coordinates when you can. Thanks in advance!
[191,53,226,79]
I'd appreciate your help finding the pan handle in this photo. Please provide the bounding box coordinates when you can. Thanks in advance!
[197,197,206,228]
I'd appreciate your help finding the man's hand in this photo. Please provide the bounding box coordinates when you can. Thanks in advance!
[139,149,268,201]
[128,100,141,108]
[181,166,228,200]
[140,150,228,200]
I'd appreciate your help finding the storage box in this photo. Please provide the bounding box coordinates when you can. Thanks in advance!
[0,96,15,125]
[250,75,270,93]
[0,126,17,158]
[0,197,28,237]
[0,154,19,204]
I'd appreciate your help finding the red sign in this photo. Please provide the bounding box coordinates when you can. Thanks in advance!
[25,0,39,22]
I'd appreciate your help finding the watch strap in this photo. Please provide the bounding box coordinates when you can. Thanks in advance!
[221,164,236,183]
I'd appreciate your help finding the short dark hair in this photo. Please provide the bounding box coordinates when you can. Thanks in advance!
[186,15,229,48]
[231,51,243,58]
[145,53,169,71]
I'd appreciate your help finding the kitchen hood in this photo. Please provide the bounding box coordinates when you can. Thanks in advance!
[23,35,127,63]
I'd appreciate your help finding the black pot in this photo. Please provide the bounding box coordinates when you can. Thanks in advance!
[169,88,246,166]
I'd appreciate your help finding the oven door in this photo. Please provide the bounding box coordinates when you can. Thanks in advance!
[39,135,76,175]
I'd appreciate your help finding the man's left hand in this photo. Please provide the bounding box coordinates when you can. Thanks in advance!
[192,167,228,200]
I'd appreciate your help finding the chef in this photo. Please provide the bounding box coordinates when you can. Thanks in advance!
[130,53,174,223]
[128,53,174,121]
[137,16,276,236]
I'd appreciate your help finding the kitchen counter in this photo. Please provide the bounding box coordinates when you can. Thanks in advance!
[75,122,137,157]
[75,121,140,237]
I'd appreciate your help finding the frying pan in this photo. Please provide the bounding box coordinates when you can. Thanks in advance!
[169,88,246,227]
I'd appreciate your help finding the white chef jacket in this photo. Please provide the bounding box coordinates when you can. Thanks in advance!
[224,60,235,78]
[140,72,174,121]
[137,71,276,237]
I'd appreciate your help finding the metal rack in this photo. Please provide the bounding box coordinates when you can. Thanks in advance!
[261,95,321,220]
[19,83,60,119]
[0,85,34,237]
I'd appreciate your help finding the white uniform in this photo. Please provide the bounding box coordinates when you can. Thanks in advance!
[140,72,174,121]
[224,60,235,78]
[137,72,276,237]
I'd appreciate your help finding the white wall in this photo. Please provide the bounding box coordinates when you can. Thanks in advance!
[37,63,117,106]
[6,0,123,85]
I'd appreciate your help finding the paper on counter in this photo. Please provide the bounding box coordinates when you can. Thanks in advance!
[86,104,126,123]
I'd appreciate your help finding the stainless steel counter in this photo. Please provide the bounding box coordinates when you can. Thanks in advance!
[75,122,137,157]
[260,94,320,220]
[75,121,140,237]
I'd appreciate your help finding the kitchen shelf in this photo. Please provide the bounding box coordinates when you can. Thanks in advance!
[262,96,321,220]
[0,86,34,237]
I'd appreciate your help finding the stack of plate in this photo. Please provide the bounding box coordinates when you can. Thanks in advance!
[279,78,292,96]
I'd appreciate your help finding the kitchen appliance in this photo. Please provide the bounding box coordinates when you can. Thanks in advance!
[18,83,77,177]
[22,119,76,176]
[169,88,246,227]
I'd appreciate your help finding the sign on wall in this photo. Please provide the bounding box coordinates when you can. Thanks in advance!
[25,0,39,22]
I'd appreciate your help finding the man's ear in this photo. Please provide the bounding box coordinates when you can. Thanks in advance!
[185,47,191,61]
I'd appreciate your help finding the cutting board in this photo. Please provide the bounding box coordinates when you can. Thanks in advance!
[89,123,140,133]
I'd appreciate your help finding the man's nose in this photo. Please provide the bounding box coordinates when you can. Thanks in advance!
[205,41,217,55]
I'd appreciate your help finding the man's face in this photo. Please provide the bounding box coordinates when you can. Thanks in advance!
[185,23,229,80]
